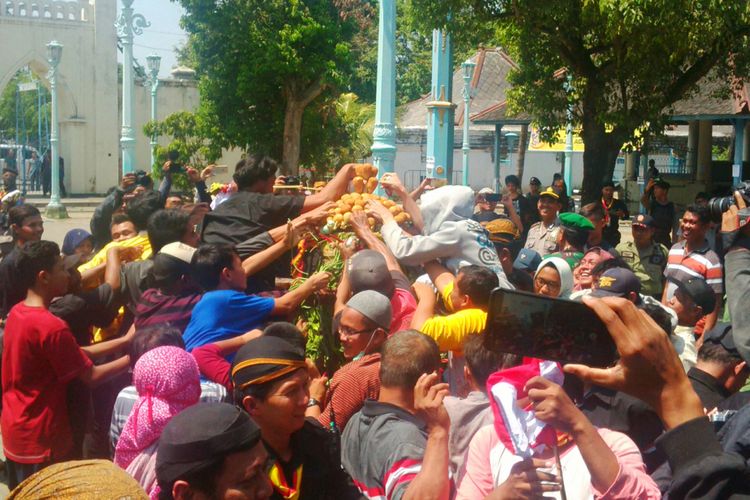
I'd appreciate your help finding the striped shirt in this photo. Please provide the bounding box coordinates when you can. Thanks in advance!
[342,400,428,500]
[663,240,723,299]
[318,353,381,432]
[134,289,202,334]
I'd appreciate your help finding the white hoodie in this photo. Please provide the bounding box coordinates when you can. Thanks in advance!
[381,185,513,289]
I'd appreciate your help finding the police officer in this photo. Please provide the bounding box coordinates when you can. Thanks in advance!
[616,214,669,299]
[524,187,562,257]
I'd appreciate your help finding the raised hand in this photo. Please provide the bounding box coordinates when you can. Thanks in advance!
[565,296,703,429]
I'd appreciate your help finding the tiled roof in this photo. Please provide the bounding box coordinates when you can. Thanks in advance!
[398,48,518,129]
[669,76,750,119]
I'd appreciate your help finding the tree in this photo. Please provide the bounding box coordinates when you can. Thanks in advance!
[176,0,358,174]
[408,0,750,202]
[144,110,222,191]
[0,68,50,150]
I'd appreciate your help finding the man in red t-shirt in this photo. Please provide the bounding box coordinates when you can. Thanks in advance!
[1,241,132,488]
[335,216,416,335]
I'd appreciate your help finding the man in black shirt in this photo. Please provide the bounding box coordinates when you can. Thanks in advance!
[688,323,749,411]
[600,181,629,247]
[641,178,677,248]
[201,156,354,291]
[202,156,354,245]
[0,205,44,321]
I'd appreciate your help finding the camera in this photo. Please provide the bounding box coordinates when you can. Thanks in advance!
[707,181,750,221]
[285,175,301,186]
[134,170,152,188]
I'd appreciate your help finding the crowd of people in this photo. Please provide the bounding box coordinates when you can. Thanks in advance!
[0,156,749,499]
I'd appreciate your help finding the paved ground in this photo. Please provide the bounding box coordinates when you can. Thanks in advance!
[41,211,95,247]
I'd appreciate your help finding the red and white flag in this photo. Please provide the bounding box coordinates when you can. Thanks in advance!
[486,358,564,458]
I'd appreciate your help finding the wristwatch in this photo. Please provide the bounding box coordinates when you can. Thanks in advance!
[307,398,322,409]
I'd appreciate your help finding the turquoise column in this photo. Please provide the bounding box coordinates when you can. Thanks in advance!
[372,0,397,186]
[425,29,455,185]
[733,119,745,186]
[563,74,573,196]
[493,124,502,192]
[116,0,150,175]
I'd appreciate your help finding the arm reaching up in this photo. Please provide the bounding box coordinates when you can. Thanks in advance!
[272,271,331,316]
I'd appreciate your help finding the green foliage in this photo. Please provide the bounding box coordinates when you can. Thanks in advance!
[348,0,501,105]
[299,92,375,179]
[175,0,358,170]
[712,144,730,162]
[0,69,50,150]
[143,111,222,191]
[407,0,750,201]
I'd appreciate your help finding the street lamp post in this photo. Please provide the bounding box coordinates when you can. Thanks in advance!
[371,0,397,192]
[116,0,150,175]
[45,40,67,219]
[146,54,161,170]
[461,60,476,187]
[563,74,574,196]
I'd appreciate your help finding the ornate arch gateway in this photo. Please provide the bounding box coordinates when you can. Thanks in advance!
[0,0,120,194]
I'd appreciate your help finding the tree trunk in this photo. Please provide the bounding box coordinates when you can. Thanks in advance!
[281,79,326,175]
[515,123,529,180]
[580,122,624,205]
[282,100,305,175]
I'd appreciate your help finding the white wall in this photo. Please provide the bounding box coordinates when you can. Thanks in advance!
[390,142,586,192]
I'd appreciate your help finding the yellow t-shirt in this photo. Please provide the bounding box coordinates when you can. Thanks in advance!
[419,280,487,352]
[77,232,152,342]
[78,232,152,273]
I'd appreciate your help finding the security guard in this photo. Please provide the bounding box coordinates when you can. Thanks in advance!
[616,214,669,298]
[524,187,562,257]
[546,212,595,269]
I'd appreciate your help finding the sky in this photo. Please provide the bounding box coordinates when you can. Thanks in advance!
[116,1,188,79]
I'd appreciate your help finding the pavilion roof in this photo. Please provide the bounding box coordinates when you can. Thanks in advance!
[399,47,750,128]
[668,76,750,122]
[397,48,518,129]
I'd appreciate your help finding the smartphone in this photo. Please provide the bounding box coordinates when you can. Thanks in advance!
[484,193,502,203]
[483,288,618,367]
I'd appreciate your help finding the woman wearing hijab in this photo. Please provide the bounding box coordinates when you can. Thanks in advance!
[533,257,573,299]
[114,346,201,497]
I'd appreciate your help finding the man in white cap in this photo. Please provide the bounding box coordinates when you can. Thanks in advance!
[134,241,202,334]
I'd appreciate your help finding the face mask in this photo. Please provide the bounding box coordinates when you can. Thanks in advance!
[353,330,379,361]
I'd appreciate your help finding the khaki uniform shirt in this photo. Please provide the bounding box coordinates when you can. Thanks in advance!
[524,221,560,257]
[616,240,668,298]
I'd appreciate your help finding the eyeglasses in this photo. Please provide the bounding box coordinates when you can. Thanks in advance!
[337,325,373,338]
[535,276,561,293]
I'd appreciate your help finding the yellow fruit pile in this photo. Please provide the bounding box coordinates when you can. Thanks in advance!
[352,163,379,194]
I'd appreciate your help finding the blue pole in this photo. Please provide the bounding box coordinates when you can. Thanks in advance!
[372,0,397,190]
[563,75,574,196]
[733,119,745,186]
[425,28,455,186]
[493,124,502,192]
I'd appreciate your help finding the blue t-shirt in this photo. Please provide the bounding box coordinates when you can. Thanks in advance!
[183,290,275,352]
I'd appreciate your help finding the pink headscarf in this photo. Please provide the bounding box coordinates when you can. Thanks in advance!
[114,346,201,471]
